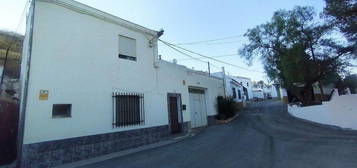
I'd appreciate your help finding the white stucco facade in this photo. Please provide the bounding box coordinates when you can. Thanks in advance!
[21,0,224,144]
[211,72,245,102]
[252,89,264,99]
[233,76,253,100]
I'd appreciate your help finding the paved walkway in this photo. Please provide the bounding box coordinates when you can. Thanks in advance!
[81,100,357,168]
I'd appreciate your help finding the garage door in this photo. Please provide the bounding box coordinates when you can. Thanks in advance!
[189,88,207,128]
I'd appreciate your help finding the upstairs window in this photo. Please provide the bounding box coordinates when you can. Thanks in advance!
[119,35,136,61]
[247,82,249,87]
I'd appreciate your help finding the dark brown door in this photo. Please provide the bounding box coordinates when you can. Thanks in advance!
[169,96,181,134]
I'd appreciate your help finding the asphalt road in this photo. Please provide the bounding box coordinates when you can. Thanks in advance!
[81,100,357,168]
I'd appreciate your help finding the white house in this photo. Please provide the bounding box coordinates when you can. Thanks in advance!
[211,72,246,103]
[252,89,265,99]
[265,85,279,98]
[19,0,224,167]
[233,76,253,100]
[252,82,279,100]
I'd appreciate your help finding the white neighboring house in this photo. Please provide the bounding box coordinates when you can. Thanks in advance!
[252,89,265,99]
[233,76,253,100]
[19,0,224,167]
[211,72,246,103]
[252,82,279,100]
[265,85,279,98]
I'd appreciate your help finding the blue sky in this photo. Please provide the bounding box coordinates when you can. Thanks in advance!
[3,0,355,82]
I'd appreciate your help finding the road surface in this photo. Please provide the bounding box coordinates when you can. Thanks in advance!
[81,100,357,168]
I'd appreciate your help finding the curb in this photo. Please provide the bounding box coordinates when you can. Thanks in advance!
[285,108,357,135]
[216,114,240,124]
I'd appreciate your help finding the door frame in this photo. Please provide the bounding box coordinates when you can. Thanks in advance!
[188,87,208,128]
[167,93,183,134]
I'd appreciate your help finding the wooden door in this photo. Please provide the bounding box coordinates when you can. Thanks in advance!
[169,96,181,134]
[189,90,207,128]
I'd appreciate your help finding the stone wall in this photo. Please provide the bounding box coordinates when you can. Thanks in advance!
[21,125,170,168]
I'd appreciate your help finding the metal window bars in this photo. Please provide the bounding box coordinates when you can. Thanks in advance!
[112,92,145,128]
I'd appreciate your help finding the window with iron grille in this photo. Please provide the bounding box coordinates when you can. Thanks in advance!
[112,92,144,127]
[238,90,242,99]
[232,87,237,98]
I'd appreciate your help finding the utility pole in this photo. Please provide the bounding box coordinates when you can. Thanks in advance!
[222,67,227,97]
[207,62,211,75]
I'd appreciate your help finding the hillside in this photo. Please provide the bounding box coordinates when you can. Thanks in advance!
[0,30,23,79]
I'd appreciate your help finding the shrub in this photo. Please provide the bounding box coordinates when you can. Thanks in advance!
[215,96,239,120]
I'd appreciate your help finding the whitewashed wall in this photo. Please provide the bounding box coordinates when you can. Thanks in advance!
[269,86,279,98]
[22,0,224,144]
[288,94,357,130]
[280,88,287,98]
[253,90,264,99]
[211,72,245,102]
[23,1,161,144]
[234,76,253,100]
[158,61,224,118]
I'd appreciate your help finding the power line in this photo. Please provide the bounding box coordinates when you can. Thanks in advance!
[3,0,30,50]
[173,34,244,45]
[178,53,238,61]
[1,0,31,88]
[202,40,244,45]
[15,0,31,34]
[161,40,209,64]
[159,40,223,71]
[159,39,264,73]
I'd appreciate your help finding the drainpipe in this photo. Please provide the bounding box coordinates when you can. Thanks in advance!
[17,1,35,167]
[222,67,227,97]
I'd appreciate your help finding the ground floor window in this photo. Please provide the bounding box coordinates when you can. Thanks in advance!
[112,92,145,127]
[232,87,237,98]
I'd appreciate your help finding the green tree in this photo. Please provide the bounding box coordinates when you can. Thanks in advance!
[240,6,353,105]
[323,0,357,47]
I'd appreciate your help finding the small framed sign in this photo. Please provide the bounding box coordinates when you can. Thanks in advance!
[39,90,49,100]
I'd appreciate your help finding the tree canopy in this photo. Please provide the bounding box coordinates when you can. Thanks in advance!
[323,0,357,47]
[239,6,354,105]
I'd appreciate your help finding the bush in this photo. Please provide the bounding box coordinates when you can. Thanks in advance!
[215,96,239,120]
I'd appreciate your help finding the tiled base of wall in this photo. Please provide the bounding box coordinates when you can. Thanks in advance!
[207,116,217,126]
[182,121,190,133]
[21,125,170,168]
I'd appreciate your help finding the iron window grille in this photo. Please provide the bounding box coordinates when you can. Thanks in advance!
[238,90,242,99]
[232,88,237,98]
[112,92,145,127]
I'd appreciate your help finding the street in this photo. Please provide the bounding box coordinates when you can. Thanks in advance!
[81,100,357,168]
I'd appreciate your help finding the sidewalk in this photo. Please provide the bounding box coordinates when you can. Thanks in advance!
[55,133,197,168]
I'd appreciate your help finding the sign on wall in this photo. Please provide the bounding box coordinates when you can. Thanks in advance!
[39,90,49,100]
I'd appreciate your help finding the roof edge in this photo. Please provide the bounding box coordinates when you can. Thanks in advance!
[37,0,158,37]
[158,60,223,81]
